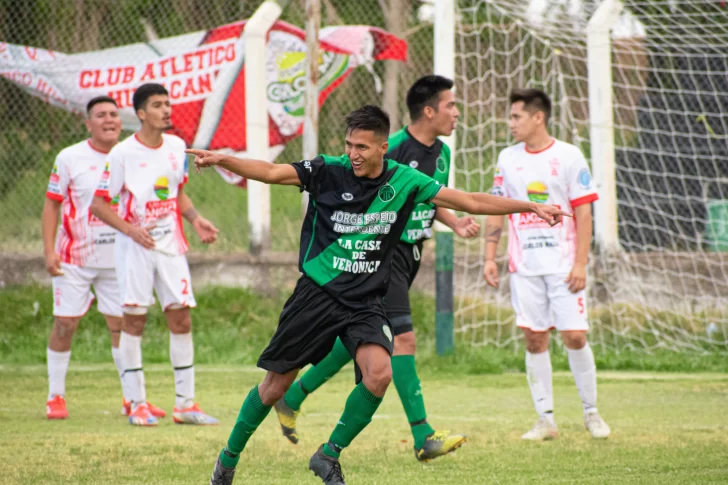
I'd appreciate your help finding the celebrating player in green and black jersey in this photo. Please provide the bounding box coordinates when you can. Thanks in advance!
[188,105,567,485]
[273,76,481,463]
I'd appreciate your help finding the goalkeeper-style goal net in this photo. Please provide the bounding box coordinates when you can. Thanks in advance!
[452,0,728,352]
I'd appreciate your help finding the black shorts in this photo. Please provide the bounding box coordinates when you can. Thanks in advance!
[382,241,422,336]
[257,276,394,376]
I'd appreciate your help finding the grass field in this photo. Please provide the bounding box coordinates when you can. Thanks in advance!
[1,364,727,484]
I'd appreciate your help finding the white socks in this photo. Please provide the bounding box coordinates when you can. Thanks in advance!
[568,343,598,413]
[119,331,146,406]
[47,348,71,400]
[111,346,128,401]
[526,350,554,417]
[170,332,195,409]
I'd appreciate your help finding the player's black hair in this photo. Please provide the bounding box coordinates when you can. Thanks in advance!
[86,95,117,116]
[406,75,454,122]
[509,88,552,124]
[132,83,169,113]
[344,105,390,140]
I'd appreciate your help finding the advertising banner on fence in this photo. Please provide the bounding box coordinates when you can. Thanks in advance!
[0,20,407,187]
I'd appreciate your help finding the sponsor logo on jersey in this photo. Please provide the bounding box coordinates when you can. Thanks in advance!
[526,181,549,203]
[342,192,353,201]
[378,183,395,202]
[436,155,447,173]
[145,199,177,221]
[168,152,178,171]
[49,163,60,185]
[578,167,592,188]
[409,160,419,169]
[154,176,170,200]
[518,204,561,228]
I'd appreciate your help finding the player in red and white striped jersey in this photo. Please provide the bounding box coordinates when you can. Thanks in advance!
[92,83,219,427]
[41,96,129,420]
[484,89,610,440]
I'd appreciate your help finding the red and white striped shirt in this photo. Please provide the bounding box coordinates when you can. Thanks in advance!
[46,140,118,268]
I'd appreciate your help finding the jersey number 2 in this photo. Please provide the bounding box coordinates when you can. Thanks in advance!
[181,279,190,295]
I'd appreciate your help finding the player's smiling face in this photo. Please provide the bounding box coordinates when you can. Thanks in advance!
[345,129,388,178]
[85,102,121,146]
[138,94,173,131]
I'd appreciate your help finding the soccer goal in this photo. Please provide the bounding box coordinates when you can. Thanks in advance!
[450,0,728,353]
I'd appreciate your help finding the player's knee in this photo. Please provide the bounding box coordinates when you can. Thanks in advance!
[166,306,192,333]
[393,331,416,355]
[561,331,587,350]
[53,317,80,339]
[363,360,392,396]
[122,312,147,336]
[523,331,549,353]
[258,375,294,405]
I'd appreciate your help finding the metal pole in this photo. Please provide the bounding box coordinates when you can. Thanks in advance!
[245,0,289,254]
[587,0,622,252]
[433,0,455,356]
[302,0,321,215]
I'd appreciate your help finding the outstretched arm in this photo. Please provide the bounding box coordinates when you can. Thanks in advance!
[185,149,301,186]
[432,187,570,225]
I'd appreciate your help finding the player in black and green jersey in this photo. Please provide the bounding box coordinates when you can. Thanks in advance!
[187,106,567,485]
[272,76,480,462]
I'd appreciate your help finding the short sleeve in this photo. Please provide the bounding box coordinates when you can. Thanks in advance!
[291,156,326,197]
[46,153,69,202]
[411,168,443,205]
[491,152,508,197]
[568,149,598,207]
[95,151,124,200]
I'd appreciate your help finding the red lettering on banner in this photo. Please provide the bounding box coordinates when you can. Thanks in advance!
[159,58,170,77]
[80,70,92,88]
[123,66,135,84]
[145,199,177,221]
[140,63,156,81]
[25,46,37,60]
[215,46,226,64]
[108,88,135,108]
[36,78,67,105]
[183,53,194,72]
[2,71,33,86]
[226,44,235,61]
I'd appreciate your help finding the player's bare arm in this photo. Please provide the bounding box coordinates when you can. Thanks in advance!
[482,214,505,288]
[434,207,480,238]
[178,185,218,244]
[432,187,570,224]
[565,203,593,293]
[41,198,63,276]
[90,195,156,249]
[185,149,302,186]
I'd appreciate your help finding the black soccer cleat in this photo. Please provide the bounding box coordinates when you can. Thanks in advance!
[309,444,346,485]
[209,456,236,485]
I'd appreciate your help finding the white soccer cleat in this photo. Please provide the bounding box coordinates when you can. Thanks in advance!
[584,411,610,439]
[521,416,559,441]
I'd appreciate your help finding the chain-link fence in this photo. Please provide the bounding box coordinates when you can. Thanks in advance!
[0,0,435,254]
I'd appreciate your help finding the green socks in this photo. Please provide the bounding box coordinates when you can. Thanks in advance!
[219,386,272,468]
[322,381,383,459]
[285,337,352,411]
[392,354,434,449]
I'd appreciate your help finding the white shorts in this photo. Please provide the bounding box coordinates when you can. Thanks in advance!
[509,272,588,332]
[116,234,196,312]
[52,263,122,318]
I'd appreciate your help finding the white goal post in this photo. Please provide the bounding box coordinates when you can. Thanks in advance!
[450,0,728,353]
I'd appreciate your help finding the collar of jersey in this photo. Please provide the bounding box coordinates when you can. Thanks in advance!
[404,126,439,152]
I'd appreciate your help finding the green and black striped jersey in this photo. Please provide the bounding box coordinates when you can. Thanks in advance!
[387,127,451,244]
[292,155,442,308]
